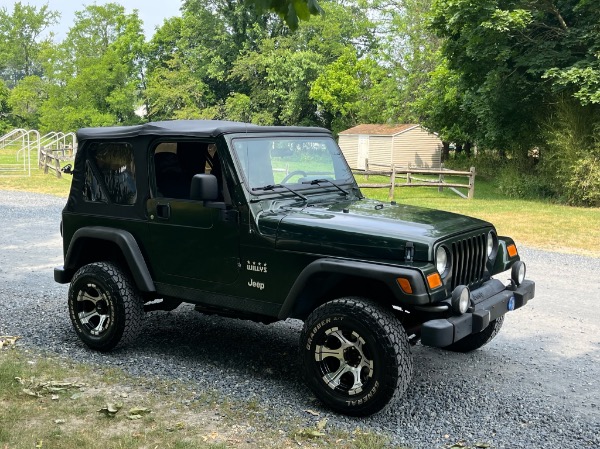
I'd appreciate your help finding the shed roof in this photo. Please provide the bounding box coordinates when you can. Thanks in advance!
[338,124,419,136]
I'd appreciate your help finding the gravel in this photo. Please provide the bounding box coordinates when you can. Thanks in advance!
[1,189,599,448]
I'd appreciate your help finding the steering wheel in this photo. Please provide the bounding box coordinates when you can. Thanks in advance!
[281,170,307,183]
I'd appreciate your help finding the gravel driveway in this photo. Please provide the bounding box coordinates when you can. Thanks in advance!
[1,190,599,448]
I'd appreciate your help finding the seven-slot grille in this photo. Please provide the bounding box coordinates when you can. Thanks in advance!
[450,233,487,289]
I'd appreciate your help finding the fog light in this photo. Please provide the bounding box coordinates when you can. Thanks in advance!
[511,261,526,286]
[451,286,471,315]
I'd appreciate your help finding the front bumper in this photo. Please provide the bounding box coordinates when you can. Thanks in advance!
[420,279,535,348]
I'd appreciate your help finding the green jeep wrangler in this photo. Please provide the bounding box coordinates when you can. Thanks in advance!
[55,120,535,416]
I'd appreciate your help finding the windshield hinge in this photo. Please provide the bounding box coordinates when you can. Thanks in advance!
[405,242,414,262]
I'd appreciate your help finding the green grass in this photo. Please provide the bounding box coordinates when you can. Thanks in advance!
[0,146,72,197]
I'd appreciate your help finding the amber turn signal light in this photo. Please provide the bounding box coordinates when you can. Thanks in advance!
[427,273,442,289]
[507,244,518,257]
[396,278,413,294]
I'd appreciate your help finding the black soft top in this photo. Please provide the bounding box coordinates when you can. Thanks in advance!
[77,120,331,141]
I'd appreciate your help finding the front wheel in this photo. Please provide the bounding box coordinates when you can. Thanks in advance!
[299,297,412,416]
[68,262,144,352]
[443,316,505,353]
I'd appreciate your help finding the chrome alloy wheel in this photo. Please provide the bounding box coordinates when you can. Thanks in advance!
[75,283,112,336]
[314,327,374,395]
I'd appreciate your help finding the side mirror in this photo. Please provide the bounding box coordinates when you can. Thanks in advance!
[190,174,218,202]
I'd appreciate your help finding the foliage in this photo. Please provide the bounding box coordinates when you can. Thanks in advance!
[38,3,145,131]
[0,0,599,207]
[8,75,46,128]
[0,2,59,86]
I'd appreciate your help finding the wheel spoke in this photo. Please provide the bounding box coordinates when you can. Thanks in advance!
[315,344,344,361]
[78,291,99,305]
[78,309,100,326]
[91,314,109,335]
[323,362,353,389]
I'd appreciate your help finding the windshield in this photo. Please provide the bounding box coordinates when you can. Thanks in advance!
[231,136,354,193]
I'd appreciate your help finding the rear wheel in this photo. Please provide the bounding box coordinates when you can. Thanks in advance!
[300,297,412,416]
[68,262,144,351]
[443,316,505,353]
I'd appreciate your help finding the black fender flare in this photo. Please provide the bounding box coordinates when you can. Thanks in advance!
[492,236,520,274]
[277,258,429,320]
[62,226,155,292]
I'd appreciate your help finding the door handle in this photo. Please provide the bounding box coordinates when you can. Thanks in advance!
[156,203,171,219]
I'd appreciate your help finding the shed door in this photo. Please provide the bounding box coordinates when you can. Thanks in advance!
[358,135,369,169]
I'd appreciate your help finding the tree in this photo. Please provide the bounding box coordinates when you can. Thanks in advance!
[39,3,145,131]
[0,2,59,86]
[0,79,11,133]
[249,0,323,30]
[429,0,600,153]
[310,48,399,133]
[8,75,47,128]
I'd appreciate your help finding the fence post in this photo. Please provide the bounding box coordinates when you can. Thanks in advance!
[365,159,369,180]
[389,165,396,200]
[438,163,444,192]
[407,163,412,185]
[468,166,476,199]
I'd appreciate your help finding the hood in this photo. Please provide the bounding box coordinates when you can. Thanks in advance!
[258,198,492,262]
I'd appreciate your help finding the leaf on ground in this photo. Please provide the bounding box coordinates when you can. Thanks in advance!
[0,335,20,349]
[475,444,491,448]
[51,395,59,401]
[127,414,143,420]
[128,407,150,416]
[297,429,325,438]
[449,442,467,448]
[22,388,42,398]
[316,418,327,431]
[304,409,320,416]
[54,419,66,424]
[98,403,123,416]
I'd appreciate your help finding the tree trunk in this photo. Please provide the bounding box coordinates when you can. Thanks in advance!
[464,142,472,156]
[442,141,450,162]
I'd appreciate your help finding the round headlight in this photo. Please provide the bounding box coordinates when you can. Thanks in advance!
[487,231,497,257]
[511,261,526,286]
[451,286,471,315]
[435,246,449,275]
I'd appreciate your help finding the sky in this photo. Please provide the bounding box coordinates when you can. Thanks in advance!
[5,0,184,40]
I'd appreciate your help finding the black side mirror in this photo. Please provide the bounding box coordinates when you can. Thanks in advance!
[190,174,218,201]
[61,164,73,175]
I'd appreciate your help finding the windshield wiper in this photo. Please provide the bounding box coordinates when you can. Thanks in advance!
[252,184,307,201]
[302,178,349,195]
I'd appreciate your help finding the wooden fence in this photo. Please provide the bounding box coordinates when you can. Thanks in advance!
[353,162,476,199]
[39,147,74,178]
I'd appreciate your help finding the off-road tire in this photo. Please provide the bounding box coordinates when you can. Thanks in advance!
[299,297,412,416]
[68,262,144,352]
[443,316,505,353]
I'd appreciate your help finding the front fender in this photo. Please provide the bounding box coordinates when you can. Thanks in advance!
[277,258,429,320]
[492,236,520,274]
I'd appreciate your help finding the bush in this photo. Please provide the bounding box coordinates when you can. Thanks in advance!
[565,153,600,207]
[496,164,558,200]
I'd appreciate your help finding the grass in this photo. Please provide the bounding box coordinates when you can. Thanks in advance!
[0,147,72,197]
[0,345,402,449]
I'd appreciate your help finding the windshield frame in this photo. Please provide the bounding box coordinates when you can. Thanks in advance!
[228,133,357,197]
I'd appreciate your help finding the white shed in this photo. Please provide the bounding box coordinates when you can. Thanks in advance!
[338,124,442,170]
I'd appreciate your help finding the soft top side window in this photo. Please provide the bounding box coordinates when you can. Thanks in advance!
[84,142,137,205]
[153,141,224,200]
